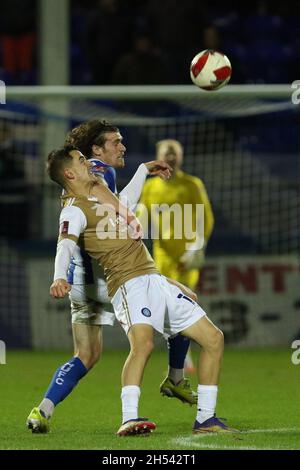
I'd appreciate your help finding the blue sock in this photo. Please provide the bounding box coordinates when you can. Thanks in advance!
[45,357,87,406]
[168,335,190,369]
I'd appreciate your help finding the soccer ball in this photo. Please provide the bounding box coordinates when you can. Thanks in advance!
[190,49,232,91]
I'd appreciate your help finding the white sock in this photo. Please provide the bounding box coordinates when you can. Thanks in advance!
[121,385,140,423]
[168,367,184,385]
[196,384,218,424]
[38,398,54,419]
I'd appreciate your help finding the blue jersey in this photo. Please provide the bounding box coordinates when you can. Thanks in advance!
[89,158,117,194]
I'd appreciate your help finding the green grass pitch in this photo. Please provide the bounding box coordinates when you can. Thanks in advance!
[0,348,299,450]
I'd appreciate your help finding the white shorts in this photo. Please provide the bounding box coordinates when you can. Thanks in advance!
[69,278,115,326]
[111,274,206,337]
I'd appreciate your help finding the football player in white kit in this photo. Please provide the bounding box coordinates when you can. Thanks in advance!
[45,144,239,436]
[26,121,174,433]
[64,121,198,408]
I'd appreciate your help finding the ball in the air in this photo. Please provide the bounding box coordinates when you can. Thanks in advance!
[190,49,232,91]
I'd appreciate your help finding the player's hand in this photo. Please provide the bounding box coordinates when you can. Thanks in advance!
[179,248,205,270]
[166,277,198,302]
[180,285,198,302]
[144,161,172,180]
[127,214,144,240]
[50,279,71,298]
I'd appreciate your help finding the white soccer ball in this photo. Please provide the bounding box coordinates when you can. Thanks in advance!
[190,49,232,91]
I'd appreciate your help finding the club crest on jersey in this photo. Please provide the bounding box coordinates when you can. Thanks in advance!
[60,221,69,234]
[141,307,151,317]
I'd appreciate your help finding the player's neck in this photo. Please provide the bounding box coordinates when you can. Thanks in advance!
[92,155,110,167]
[65,180,93,197]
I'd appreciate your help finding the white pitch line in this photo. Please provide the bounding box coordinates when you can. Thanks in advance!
[241,428,300,434]
[183,427,300,437]
[173,440,277,451]
[171,428,300,450]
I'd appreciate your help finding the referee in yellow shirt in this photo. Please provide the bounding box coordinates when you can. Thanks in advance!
[139,139,214,399]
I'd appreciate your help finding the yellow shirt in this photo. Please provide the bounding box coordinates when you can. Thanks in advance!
[138,170,214,262]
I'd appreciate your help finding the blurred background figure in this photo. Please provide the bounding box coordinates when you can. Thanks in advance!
[243,0,290,83]
[84,0,131,84]
[0,120,28,238]
[140,139,214,288]
[112,33,167,85]
[202,24,221,51]
[143,0,206,84]
[0,0,297,85]
[0,0,37,84]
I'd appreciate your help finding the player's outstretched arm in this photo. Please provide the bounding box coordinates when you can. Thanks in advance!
[119,162,171,212]
[119,164,149,210]
[50,238,76,298]
[144,161,172,180]
[166,277,198,303]
[91,181,143,239]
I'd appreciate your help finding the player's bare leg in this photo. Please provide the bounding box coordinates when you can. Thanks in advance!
[182,316,223,384]
[160,270,197,404]
[72,323,102,369]
[27,324,102,433]
[181,316,239,433]
[122,324,154,386]
[117,324,156,436]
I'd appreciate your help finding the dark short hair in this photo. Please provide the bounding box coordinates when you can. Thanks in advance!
[65,119,119,157]
[46,144,78,187]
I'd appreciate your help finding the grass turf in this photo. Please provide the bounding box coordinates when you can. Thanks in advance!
[0,348,299,450]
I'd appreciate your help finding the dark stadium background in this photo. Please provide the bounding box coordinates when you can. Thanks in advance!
[0,0,299,451]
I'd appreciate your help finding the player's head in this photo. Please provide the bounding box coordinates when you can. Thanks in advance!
[47,145,94,189]
[65,119,126,168]
[156,139,183,172]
